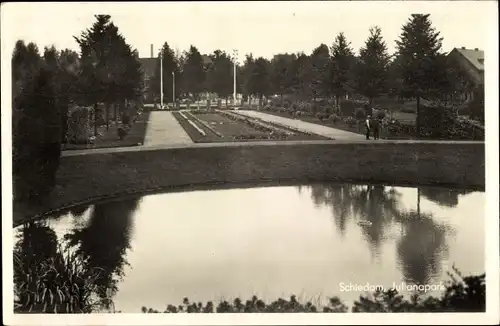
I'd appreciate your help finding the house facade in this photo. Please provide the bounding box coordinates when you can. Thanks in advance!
[446,47,484,103]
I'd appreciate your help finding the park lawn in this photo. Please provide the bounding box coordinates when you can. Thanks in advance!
[62,111,150,151]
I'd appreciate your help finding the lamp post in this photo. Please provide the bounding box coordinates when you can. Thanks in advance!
[160,51,163,109]
[172,71,175,108]
[233,49,238,106]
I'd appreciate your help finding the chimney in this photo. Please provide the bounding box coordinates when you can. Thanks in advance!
[461,46,465,50]
[151,44,154,58]
[474,48,479,51]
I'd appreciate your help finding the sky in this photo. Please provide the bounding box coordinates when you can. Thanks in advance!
[1,1,497,63]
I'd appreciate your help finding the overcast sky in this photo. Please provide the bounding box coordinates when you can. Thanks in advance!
[1,1,497,62]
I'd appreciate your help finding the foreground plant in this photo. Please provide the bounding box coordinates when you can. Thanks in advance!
[142,268,485,313]
[14,241,113,313]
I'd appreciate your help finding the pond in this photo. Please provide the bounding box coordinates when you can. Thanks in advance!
[13,183,485,313]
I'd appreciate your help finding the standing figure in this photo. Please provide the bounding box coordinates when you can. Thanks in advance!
[372,117,380,140]
[365,115,371,140]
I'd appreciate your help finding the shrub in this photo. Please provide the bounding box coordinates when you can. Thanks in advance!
[66,106,93,144]
[122,114,131,126]
[339,99,356,116]
[328,114,340,124]
[386,119,416,137]
[298,101,312,112]
[141,268,485,313]
[316,112,329,121]
[375,109,386,120]
[283,102,290,109]
[117,125,130,140]
[343,116,357,127]
[354,107,366,121]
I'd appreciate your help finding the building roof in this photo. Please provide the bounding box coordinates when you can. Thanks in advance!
[138,57,157,79]
[454,47,484,72]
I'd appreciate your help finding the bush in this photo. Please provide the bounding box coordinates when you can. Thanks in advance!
[374,109,386,120]
[141,268,485,313]
[316,112,329,121]
[66,106,93,144]
[339,99,356,116]
[117,125,130,140]
[386,119,416,137]
[343,116,357,127]
[354,107,366,121]
[298,101,313,112]
[328,114,340,124]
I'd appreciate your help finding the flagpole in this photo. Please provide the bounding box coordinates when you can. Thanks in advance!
[160,51,164,109]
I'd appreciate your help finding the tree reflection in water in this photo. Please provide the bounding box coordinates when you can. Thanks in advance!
[306,183,452,285]
[420,186,474,208]
[64,197,141,308]
[14,197,141,313]
[309,183,401,247]
[395,210,449,285]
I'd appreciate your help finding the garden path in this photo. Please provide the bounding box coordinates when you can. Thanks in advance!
[143,111,193,146]
[235,110,365,140]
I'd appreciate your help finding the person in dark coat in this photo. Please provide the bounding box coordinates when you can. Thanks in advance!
[365,115,371,140]
[372,117,380,140]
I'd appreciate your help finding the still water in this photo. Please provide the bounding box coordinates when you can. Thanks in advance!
[14,183,484,312]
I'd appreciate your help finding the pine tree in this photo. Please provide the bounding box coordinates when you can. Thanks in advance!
[395,14,444,137]
[241,54,256,104]
[330,32,355,109]
[181,45,206,100]
[356,26,390,105]
[291,52,313,101]
[310,44,331,101]
[270,53,295,106]
[206,50,233,104]
[252,57,272,107]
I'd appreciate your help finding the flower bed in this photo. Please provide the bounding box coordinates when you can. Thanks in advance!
[229,110,327,138]
[216,110,292,137]
[185,111,224,138]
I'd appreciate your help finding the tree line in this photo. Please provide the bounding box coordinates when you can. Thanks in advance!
[151,14,472,115]
[12,14,144,202]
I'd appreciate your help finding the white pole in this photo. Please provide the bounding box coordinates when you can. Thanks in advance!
[233,49,237,105]
[160,51,163,109]
[172,71,175,108]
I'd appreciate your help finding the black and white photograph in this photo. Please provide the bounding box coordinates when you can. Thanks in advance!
[1,1,499,325]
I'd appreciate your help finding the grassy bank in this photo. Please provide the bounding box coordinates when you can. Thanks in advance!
[12,141,484,226]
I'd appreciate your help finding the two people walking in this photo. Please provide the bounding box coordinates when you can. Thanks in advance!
[365,114,380,140]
